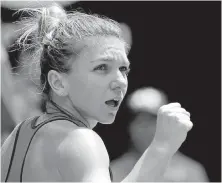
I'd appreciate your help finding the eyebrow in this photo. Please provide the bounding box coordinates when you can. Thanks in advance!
[90,56,130,67]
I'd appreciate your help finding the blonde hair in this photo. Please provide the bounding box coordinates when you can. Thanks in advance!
[14,3,129,111]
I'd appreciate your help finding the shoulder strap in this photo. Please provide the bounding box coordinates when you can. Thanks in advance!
[5,117,37,182]
[5,115,85,182]
[109,166,113,181]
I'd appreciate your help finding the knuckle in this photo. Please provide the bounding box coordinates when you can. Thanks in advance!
[175,115,181,121]
[164,110,172,117]
[181,108,190,114]
[174,102,181,106]
[158,106,166,114]
[177,119,186,125]
[179,120,193,131]
[177,102,181,106]
[188,121,193,127]
[167,113,174,119]
[187,124,193,131]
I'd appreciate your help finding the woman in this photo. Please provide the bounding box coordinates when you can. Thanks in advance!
[1,4,193,182]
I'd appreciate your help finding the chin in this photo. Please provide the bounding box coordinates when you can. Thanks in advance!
[98,113,116,124]
[99,120,115,125]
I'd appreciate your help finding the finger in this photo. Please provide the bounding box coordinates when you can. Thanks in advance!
[167,108,190,117]
[159,103,181,113]
[179,119,193,131]
[166,102,181,108]
[160,107,191,118]
[173,113,190,121]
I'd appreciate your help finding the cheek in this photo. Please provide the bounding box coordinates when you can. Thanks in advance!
[122,77,128,95]
[68,73,109,104]
[87,75,108,88]
[125,81,128,94]
[69,77,92,100]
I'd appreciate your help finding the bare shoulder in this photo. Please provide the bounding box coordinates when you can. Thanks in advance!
[55,128,110,181]
[57,128,109,163]
[34,118,82,141]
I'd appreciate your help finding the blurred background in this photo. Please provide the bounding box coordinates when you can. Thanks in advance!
[1,1,221,182]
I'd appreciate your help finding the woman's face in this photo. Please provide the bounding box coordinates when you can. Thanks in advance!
[67,36,130,124]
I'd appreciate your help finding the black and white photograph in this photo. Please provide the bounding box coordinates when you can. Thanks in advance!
[1,1,221,182]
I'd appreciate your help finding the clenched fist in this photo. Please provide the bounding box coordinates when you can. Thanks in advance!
[153,103,193,154]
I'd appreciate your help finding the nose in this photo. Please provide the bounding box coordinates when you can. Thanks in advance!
[110,70,128,91]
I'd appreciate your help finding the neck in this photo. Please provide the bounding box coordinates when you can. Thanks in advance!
[46,95,98,129]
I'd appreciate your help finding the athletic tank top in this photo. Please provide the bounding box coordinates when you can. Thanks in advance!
[4,101,113,182]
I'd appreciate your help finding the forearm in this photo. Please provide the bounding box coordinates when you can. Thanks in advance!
[121,142,173,182]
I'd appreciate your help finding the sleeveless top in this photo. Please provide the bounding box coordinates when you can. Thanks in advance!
[4,100,113,182]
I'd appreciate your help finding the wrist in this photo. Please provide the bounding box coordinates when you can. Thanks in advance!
[149,139,174,157]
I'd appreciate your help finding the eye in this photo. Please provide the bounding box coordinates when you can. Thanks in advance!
[119,66,131,76]
[94,64,107,70]
[94,64,108,71]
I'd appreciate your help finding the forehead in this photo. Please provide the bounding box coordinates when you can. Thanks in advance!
[78,36,128,62]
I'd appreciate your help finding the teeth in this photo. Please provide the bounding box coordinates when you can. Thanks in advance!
[105,99,119,107]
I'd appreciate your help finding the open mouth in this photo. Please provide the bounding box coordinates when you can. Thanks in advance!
[105,99,120,108]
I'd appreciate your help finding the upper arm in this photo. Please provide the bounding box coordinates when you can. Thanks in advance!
[56,128,111,182]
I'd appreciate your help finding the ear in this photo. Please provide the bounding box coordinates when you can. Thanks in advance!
[47,70,68,97]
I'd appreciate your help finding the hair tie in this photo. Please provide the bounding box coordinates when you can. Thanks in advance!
[43,43,49,50]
